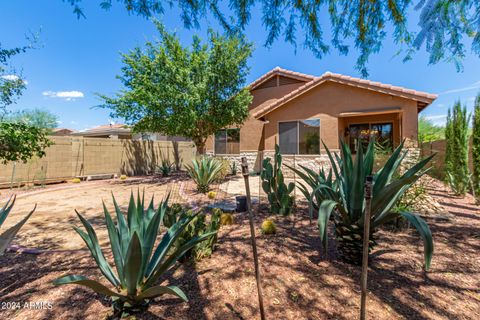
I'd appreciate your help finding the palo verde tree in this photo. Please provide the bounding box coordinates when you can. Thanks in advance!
[67,0,480,76]
[472,94,480,199]
[5,108,58,130]
[100,21,253,154]
[445,101,471,195]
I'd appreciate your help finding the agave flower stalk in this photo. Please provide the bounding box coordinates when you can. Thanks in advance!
[292,140,435,270]
[54,192,216,317]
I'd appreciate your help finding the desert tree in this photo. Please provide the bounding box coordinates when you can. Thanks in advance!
[0,39,52,164]
[5,108,58,131]
[66,0,480,76]
[100,21,253,154]
[445,101,470,195]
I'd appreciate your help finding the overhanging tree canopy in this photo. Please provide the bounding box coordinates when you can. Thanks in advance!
[66,0,480,76]
[100,21,253,153]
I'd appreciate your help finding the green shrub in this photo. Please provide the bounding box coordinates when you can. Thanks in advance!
[261,219,276,235]
[186,157,224,193]
[53,192,215,318]
[230,161,238,175]
[157,159,174,177]
[71,178,81,183]
[445,102,471,195]
[0,196,35,254]
[120,174,127,181]
[472,95,480,200]
[293,140,435,270]
[260,144,295,215]
[215,157,230,181]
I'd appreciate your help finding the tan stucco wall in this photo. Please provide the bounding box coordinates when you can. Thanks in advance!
[263,82,419,151]
[206,80,420,154]
[250,83,305,110]
[206,81,306,153]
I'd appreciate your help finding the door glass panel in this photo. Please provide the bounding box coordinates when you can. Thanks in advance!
[371,123,393,152]
[279,121,298,154]
[349,124,370,153]
[299,119,320,154]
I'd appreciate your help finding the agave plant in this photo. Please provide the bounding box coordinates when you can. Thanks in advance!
[292,140,435,270]
[186,157,223,193]
[157,159,174,177]
[53,192,215,317]
[0,196,35,255]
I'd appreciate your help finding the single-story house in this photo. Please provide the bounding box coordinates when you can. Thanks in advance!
[51,128,77,136]
[205,67,437,172]
[72,124,189,142]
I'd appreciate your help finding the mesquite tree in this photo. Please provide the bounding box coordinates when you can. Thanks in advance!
[100,21,253,154]
[68,0,480,77]
[473,94,480,199]
[445,101,471,195]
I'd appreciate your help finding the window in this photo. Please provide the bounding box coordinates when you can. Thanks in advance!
[214,128,240,154]
[348,122,393,153]
[279,119,320,154]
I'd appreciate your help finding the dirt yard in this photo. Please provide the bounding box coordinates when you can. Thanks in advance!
[0,175,479,319]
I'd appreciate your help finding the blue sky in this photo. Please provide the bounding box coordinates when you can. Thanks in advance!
[1,1,480,131]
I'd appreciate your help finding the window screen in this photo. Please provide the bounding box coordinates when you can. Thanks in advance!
[279,121,298,154]
[279,119,320,155]
[299,119,320,154]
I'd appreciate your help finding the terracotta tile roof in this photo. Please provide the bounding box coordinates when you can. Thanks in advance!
[72,123,132,136]
[248,66,315,90]
[252,70,438,119]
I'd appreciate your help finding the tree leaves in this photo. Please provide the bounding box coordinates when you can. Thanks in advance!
[0,122,52,164]
[99,21,253,153]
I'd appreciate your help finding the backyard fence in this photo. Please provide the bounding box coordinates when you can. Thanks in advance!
[0,136,196,188]
[420,138,473,179]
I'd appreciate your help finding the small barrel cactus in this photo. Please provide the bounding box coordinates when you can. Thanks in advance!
[207,191,217,199]
[71,178,81,183]
[261,219,276,235]
[260,144,295,215]
[120,174,127,180]
[220,213,234,226]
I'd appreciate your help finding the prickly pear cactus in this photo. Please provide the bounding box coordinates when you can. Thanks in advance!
[260,144,295,215]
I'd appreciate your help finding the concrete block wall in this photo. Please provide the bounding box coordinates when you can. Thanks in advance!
[0,136,196,186]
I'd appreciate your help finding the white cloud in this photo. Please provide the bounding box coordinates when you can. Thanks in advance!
[43,90,84,101]
[441,81,480,95]
[1,74,28,85]
[425,115,447,120]
[425,114,447,126]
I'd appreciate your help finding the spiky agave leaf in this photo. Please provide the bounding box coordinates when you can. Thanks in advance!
[299,139,435,270]
[54,192,217,316]
[186,157,223,193]
[0,196,35,255]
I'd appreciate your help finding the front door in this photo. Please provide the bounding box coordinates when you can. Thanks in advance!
[348,122,393,153]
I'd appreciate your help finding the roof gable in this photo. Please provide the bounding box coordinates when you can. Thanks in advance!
[248,67,315,91]
[252,71,438,118]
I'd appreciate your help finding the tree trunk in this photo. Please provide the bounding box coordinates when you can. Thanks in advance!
[194,139,206,155]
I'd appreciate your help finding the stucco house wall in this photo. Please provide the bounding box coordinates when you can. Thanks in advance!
[205,67,436,173]
[262,81,419,152]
